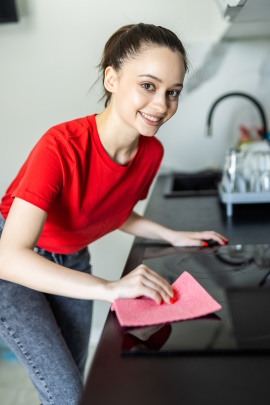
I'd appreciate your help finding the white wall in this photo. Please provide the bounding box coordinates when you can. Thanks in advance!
[0,0,227,200]
[0,0,269,344]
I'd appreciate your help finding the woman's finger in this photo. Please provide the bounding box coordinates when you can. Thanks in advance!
[141,277,172,304]
[117,265,174,304]
[195,231,228,245]
[134,265,174,298]
[137,284,164,304]
[118,273,164,304]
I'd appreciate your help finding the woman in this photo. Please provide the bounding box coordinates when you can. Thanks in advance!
[0,23,227,404]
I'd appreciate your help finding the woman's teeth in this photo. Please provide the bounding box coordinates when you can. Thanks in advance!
[140,112,161,122]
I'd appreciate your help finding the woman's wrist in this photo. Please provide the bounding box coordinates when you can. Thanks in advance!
[86,276,115,302]
[103,279,127,303]
[101,280,116,303]
[160,227,178,245]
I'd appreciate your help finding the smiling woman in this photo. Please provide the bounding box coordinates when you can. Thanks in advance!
[95,46,186,160]
[0,22,227,405]
[97,23,188,107]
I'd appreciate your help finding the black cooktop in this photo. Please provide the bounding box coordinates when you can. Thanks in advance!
[121,244,270,356]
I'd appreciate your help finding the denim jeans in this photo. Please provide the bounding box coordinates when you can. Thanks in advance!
[0,212,93,405]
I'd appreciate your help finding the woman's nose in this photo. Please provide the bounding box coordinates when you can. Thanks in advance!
[152,93,168,114]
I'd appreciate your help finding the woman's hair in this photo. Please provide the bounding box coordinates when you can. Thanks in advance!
[97,23,188,107]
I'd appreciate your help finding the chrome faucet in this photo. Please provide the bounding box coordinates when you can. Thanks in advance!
[206,92,268,141]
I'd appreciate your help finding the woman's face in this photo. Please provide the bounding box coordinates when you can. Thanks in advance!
[109,45,186,137]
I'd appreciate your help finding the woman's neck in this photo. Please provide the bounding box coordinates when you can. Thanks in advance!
[95,106,140,166]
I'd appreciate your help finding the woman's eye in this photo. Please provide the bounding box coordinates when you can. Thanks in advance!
[142,83,155,91]
[168,90,181,98]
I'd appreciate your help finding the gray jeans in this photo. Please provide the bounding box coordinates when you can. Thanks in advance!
[0,212,92,405]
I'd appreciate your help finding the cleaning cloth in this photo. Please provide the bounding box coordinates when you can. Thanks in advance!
[111,271,222,327]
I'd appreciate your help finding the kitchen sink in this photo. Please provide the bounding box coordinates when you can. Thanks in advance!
[163,169,222,198]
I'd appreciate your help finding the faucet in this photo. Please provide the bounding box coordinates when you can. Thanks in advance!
[206,92,268,141]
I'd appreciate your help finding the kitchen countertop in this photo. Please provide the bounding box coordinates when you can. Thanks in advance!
[80,174,270,405]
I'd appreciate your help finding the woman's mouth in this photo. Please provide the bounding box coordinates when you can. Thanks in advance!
[139,111,163,127]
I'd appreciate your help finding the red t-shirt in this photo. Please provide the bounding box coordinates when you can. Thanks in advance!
[0,114,163,253]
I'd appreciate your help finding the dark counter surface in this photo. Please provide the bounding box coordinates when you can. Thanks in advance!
[80,175,270,405]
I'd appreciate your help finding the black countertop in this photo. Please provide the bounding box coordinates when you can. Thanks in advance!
[80,175,270,405]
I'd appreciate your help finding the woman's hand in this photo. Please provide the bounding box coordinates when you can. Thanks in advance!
[120,211,228,248]
[107,265,174,305]
[167,230,228,247]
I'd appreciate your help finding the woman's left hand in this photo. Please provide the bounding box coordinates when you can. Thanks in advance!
[120,211,228,248]
[167,230,228,247]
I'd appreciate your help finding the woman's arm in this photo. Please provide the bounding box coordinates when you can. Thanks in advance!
[0,198,110,300]
[120,211,228,246]
[0,199,173,304]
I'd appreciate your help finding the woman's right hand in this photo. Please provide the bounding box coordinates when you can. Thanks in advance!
[107,264,174,305]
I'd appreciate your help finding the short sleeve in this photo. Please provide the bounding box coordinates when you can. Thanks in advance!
[12,134,65,213]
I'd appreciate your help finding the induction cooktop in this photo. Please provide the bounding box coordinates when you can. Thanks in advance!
[121,244,270,356]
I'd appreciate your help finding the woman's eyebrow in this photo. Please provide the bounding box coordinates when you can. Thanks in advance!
[138,74,183,87]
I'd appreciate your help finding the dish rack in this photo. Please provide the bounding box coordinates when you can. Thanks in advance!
[218,183,270,216]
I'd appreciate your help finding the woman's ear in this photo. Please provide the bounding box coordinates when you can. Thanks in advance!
[104,66,118,94]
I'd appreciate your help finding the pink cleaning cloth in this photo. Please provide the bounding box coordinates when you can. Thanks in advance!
[111,271,222,327]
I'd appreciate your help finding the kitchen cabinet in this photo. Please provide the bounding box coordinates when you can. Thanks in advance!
[80,174,270,405]
[216,0,270,39]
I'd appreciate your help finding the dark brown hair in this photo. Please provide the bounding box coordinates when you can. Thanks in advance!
[97,23,188,107]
